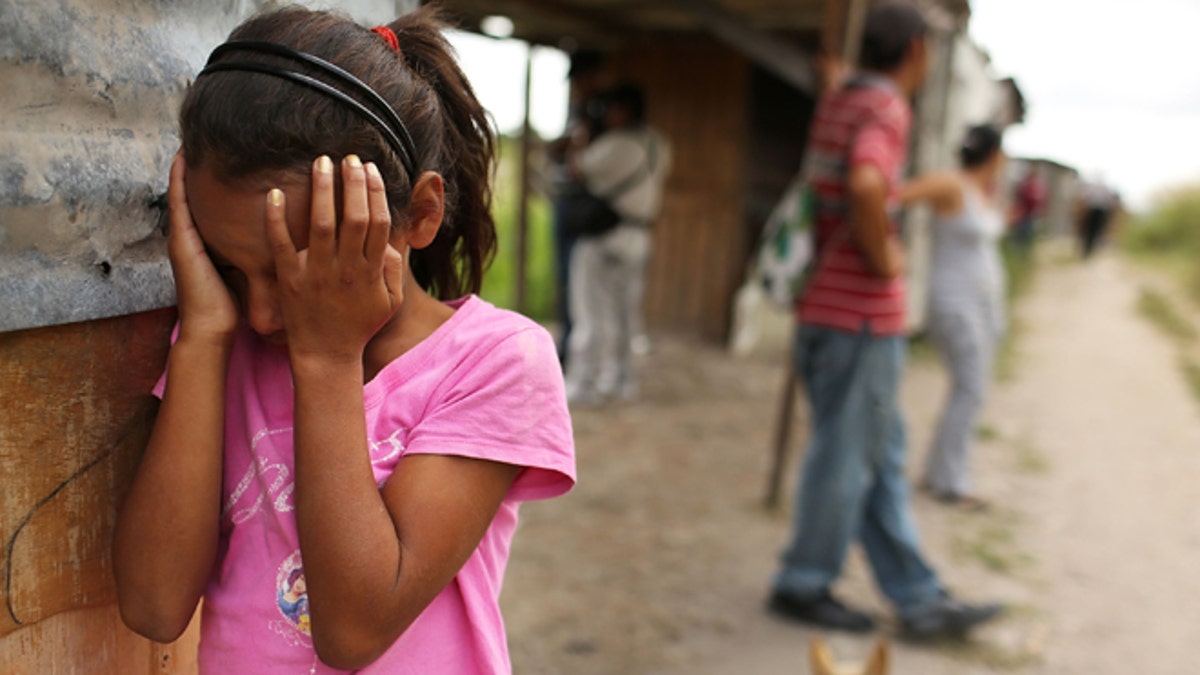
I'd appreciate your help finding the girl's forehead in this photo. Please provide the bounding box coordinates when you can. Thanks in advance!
[185,166,312,254]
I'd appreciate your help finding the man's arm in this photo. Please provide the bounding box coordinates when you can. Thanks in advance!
[847,163,905,279]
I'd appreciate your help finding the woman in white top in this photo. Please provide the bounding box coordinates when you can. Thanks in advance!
[902,124,1006,510]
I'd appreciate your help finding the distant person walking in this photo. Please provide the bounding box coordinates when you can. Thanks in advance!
[563,83,671,405]
[901,124,1008,509]
[1078,179,1119,259]
[1010,165,1045,255]
[767,1,1002,640]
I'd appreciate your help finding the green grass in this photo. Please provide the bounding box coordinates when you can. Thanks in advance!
[975,424,1001,441]
[1181,357,1200,407]
[478,135,558,321]
[1134,288,1200,410]
[1136,288,1198,344]
[985,237,1038,382]
[1122,183,1200,304]
[951,509,1036,575]
[907,333,939,364]
[995,317,1026,384]
[1000,237,1037,302]
[1123,185,1200,411]
[1012,437,1050,475]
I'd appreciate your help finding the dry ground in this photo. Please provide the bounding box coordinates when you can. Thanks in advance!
[501,247,1200,675]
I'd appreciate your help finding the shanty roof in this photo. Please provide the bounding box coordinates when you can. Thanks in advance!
[438,0,971,48]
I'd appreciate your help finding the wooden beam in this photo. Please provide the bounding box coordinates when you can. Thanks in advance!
[508,0,636,33]
[658,0,816,94]
[443,0,639,45]
[514,46,534,314]
[822,0,868,62]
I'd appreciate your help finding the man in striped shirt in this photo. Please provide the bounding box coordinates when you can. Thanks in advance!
[768,1,1003,640]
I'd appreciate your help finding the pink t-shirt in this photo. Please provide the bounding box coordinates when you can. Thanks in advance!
[153,296,576,674]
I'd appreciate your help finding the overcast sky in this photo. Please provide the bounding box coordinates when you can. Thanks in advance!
[450,0,1200,211]
[448,31,570,140]
[970,0,1200,210]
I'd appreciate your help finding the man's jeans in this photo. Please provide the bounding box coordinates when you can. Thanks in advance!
[773,324,941,613]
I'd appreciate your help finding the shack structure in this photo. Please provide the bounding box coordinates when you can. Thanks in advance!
[439,0,1005,342]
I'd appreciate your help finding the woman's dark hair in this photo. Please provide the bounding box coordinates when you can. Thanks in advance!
[960,124,1004,169]
[859,1,928,72]
[179,4,496,299]
[602,83,646,125]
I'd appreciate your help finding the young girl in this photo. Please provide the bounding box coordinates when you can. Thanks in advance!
[112,7,575,673]
[901,124,1006,510]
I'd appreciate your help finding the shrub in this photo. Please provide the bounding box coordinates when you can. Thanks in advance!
[479,135,558,321]
[1123,183,1200,301]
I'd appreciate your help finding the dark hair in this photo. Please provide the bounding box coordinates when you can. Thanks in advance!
[180,5,496,299]
[960,124,1003,168]
[859,1,928,72]
[602,83,646,125]
[567,49,606,79]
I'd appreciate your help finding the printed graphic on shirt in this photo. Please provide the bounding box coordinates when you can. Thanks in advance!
[272,550,312,647]
[224,426,296,525]
[369,428,406,487]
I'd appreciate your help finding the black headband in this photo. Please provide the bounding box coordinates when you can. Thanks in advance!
[197,40,418,177]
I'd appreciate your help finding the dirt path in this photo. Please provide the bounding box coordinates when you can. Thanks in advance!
[501,248,1200,675]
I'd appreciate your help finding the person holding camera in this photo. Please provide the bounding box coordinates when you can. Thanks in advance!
[562,83,671,406]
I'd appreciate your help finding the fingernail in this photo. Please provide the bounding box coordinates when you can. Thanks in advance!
[268,188,284,207]
[366,162,381,181]
[316,156,333,174]
[346,154,362,169]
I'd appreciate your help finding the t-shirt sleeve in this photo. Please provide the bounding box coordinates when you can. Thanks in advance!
[849,101,906,182]
[401,326,576,502]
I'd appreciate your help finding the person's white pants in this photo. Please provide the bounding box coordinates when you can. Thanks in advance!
[923,307,999,496]
[564,224,651,403]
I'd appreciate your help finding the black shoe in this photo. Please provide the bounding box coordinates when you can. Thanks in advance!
[899,594,1004,641]
[768,590,875,633]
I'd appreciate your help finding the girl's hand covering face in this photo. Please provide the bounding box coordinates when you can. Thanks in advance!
[265,155,406,364]
[167,152,240,344]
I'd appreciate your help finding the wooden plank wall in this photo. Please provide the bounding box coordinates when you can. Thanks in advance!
[743,64,817,267]
[0,309,200,673]
[610,39,751,341]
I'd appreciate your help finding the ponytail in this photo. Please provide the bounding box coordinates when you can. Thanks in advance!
[389,5,497,299]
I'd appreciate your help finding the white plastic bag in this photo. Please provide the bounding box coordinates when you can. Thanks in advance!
[755,172,816,308]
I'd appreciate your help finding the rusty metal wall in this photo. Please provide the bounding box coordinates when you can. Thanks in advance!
[0,1,412,671]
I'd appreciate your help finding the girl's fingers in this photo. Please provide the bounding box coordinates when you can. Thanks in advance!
[308,155,337,262]
[265,188,299,277]
[382,244,406,302]
[339,155,371,265]
[166,153,194,247]
[166,151,214,270]
[363,162,391,268]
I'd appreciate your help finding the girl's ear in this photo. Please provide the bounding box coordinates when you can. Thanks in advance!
[396,171,444,250]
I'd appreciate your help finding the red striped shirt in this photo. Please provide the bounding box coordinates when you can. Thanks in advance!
[797,75,910,335]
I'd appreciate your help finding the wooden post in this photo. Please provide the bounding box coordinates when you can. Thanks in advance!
[764,358,799,510]
[514,44,534,314]
[822,0,869,63]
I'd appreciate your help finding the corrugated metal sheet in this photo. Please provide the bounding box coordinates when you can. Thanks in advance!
[0,0,411,333]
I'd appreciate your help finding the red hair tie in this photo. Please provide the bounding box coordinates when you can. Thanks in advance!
[371,25,400,54]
